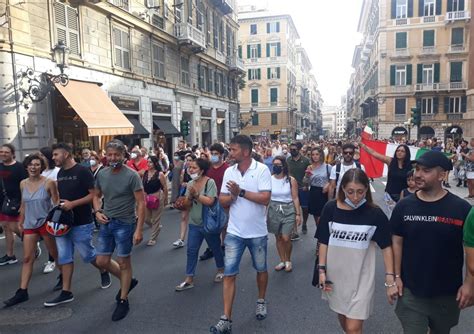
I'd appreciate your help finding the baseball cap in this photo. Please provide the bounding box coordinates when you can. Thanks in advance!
[414,150,453,171]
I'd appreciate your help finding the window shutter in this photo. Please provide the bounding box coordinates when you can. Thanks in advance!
[248,69,251,80]
[396,32,407,48]
[277,43,281,56]
[266,23,270,33]
[113,28,122,67]
[419,0,424,16]
[433,97,439,113]
[257,68,261,80]
[66,6,80,55]
[461,96,467,113]
[434,63,440,83]
[390,65,396,86]
[391,0,396,19]
[417,64,423,84]
[277,67,280,78]
[406,64,412,85]
[55,3,67,47]
[408,0,414,17]
[223,74,227,97]
[416,98,421,111]
[450,62,463,82]
[447,0,453,12]
[257,44,261,58]
[452,28,464,45]
[444,97,450,113]
[271,88,277,102]
[266,43,270,57]
[247,45,250,58]
[459,0,465,11]
[215,71,219,94]
[238,45,242,58]
[435,0,441,15]
[198,64,202,89]
[267,68,271,79]
[423,30,434,47]
[252,114,259,126]
[276,22,280,32]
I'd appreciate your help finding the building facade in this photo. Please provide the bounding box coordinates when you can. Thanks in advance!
[0,0,242,158]
[349,0,472,141]
[336,96,347,138]
[322,106,337,138]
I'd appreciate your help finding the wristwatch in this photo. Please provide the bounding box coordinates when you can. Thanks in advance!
[238,189,246,198]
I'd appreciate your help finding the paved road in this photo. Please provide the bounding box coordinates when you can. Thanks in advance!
[0,177,473,333]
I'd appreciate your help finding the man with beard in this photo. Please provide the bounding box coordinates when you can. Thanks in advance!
[328,143,363,199]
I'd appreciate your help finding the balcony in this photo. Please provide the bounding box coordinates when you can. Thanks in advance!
[210,0,234,15]
[391,48,410,59]
[449,82,467,90]
[423,16,436,23]
[415,82,467,92]
[395,18,408,25]
[421,46,436,54]
[226,55,245,74]
[448,44,466,53]
[415,83,441,92]
[391,85,413,93]
[174,22,206,53]
[445,11,471,22]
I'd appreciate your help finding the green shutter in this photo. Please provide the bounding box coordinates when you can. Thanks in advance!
[257,44,261,58]
[417,64,423,84]
[271,88,277,102]
[447,0,453,12]
[248,69,251,80]
[433,97,439,113]
[266,43,270,57]
[277,67,280,78]
[271,113,277,125]
[444,97,450,113]
[461,96,467,113]
[396,32,407,49]
[452,28,464,45]
[247,45,250,59]
[459,0,465,11]
[435,0,441,15]
[419,0,424,16]
[391,0,396,18]
[251,89,258,104]
[406,64,412,85]
[390,65,396,86]
[450,62,463,82]
[238,45,242,58]
[276,22,280,33]
[252,114,259,125]
[267,68,271,79]
[408,0,413,17]
[257,68,261,80]
[423,30,435,47]
[277,43,281,56]
[434,63,440,83]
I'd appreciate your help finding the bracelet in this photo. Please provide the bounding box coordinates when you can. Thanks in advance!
[384,282,397,288]
[395,275,401,278]
[317,264,326,270]
[385,273,395,276]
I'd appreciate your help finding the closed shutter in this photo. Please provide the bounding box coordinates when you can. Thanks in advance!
[208,69,213,92]
[434,63,440,83]
[450,62,463,82]
[198,64,202,89]
[444,97,450,113]
[113,28,122,67]
[55,2,80,55]
[423,30,435,47]
[223,74,227,97]
[266,23,270,33]
[238,45,242,58]
[247,45,250,58]
[277,43,281,56]
[406,64,412,85]
[461,96,467,113]
[257,44,261,58]
[266,43,270,57]
[433,97,439,113]
[391,0,396,19]
[396,32,407,48]
[408,0,414,17]
[447,0,453,12]
[267,68,271,79]
[252,114,259,126]
[257,68,261,80]
[390,65,396,86]
[452,28,464,45]
[276,22,280,32]
[251,89,258,104]
[435,0,441,15]
[215,71,219,94]
[271,113,278,125]
[248,69,251,80]
[459,0,465,11]
[419,0,424,16]
[271,88,278,102]
[277,67,280,78]
[417,64,423,84]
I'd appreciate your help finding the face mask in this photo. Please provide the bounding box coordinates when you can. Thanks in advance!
[290,150,299,157]
[344,196,367,210]
[110,160,123,169]
[89,159,97,167]
[173,156,180,161]
[190,173,200,180]
[282,150,288,155]
[210,155,220,164]
[130,153,138,159]
[272,165,283,175]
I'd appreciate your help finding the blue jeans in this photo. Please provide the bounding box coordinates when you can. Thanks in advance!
[223,233,268,276]
[96,218,136,258]
[186,224,224,277]
[55,223,96,266]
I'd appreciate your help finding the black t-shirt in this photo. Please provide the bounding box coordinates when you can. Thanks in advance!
[0,161,27,202]
[390,191,471,298]
[57,164,95,226]
[385,164,411,196]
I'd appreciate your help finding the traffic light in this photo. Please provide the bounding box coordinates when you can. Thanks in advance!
[411,106,421,127]
[180,119,191,137]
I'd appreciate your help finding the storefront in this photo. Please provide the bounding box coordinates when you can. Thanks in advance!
[216,109,226,143]
[419,126,435,140]
[391,126,408,140]
[445,125,463,141]
[200,108,212,147]
[152,102,180,156]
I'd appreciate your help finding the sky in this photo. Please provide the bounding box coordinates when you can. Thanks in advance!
[238,0,364,107]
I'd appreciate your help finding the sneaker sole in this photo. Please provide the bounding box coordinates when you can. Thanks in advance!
[101,282,112,289]
[0,259,18,266]
[44,297,74,307]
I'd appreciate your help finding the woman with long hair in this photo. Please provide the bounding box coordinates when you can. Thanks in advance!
[316,168,398,334]
[3,154,60,307]
[143,156,168,246]
[359,142,412,211]
[267,156,301,272]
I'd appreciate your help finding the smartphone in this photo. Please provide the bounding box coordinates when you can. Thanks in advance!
[51,209,62,223]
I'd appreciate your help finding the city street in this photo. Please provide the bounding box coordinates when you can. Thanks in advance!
[0,177,473,333]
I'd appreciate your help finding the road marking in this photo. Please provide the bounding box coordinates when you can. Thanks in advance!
[370,184,375,193]
[381,181,387,186]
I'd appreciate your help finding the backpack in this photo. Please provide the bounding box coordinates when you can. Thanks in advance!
[335,161,362,185]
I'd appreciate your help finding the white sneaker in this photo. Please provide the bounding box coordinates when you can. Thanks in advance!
[172,239,185,248]
[43,261,56,274]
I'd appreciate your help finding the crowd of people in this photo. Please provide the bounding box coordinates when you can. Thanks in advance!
[1,134,474,333]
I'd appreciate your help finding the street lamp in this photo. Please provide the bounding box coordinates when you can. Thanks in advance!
[53,40,69,75]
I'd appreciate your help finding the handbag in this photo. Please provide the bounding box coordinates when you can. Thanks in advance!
[201,180,228,234]
[174,196,188,211]
[146,194,160,210]
[1,177,20,216]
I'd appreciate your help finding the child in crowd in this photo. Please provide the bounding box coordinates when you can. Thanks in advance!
[400,170,417,199]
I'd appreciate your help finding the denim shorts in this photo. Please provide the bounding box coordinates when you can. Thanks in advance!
[223,233,268,276]
[96,218,136,258]
[55,223,96,266]
[298,189,309,208]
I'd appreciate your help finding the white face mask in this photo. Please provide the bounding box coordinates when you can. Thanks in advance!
[190,173,200,180]
[130,153,138,160]
[89,159,97,167]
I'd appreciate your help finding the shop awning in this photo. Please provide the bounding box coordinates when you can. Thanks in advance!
[127,118,150,138]
[153,120,181,137]
[55,80,134,136]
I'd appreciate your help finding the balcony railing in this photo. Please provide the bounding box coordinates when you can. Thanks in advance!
[226,55,244,73]
[415,83,441,91]
[394,48,410,57]
[445,11,471,22]
[174,22,206,51]
[422,46,436,54]
[415,82,467,91]
[450,82,467,90]
[108,0,129,11]
[449,44,466,53]
[391,85,413,93]
[423,16,436,23]
[396,18,408,25]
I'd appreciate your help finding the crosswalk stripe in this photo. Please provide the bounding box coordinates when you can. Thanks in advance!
[370,184,375,193]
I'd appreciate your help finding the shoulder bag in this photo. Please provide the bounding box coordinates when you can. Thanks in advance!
[202,179,228,234]
[1,177,20,216]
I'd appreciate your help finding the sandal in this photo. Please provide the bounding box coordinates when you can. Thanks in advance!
[175,281,194,291]
[214,272,224,283]
[274,262,286,271]
[147,240,157,246]
[284,261,293,272]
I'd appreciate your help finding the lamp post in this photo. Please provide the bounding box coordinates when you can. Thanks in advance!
[53,40,69,75]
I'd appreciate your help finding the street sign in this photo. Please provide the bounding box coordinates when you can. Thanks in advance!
[261,131,268,137]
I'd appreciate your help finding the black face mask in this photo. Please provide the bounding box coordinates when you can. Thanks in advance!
[290,150,299,157]
[272,165,283,175]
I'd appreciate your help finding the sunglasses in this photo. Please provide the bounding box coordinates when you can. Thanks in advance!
[343,151,354,155]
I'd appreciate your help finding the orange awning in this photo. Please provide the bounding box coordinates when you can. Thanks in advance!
[55,80,134,136]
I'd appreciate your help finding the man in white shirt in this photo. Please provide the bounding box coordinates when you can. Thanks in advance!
[210,135,271,334]
[272,141,283,157]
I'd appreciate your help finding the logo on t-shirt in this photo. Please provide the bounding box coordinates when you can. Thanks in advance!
[403,215,463,227]
[328,222,376,250]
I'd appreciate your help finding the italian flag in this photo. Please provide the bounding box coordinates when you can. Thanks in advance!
[360,138,430,178]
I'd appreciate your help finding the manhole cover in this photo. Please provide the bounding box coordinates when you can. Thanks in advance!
[0,306,73,326]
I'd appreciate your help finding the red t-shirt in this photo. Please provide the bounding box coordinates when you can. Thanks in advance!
[206,162,229,195]
[126,158,148,172]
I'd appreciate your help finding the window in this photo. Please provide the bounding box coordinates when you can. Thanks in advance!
[54,2,80,55]
[396,65,406,85]
[198,64,206,90]
[248,68,261,80]
[271,113,278,125]
[113,27,130,69]
[395,98,406,114]
[252,113,259,126]
[151,14,165,30]
[396,0,408,18]
[448,97,462,113]
[270,88,278,106]
[108,0,129,11]
[267,42,281,57]
[250,24,257,35]
[226,25,232,56]
[448,0,465,12]
[180,56,190,86]
[395,32,407,49]
[208,69,214,93]
[421,97,434,114]
[266,22,280,33]
[423,30,435,47]
[213,12,218,48]
[251,89,259,106]
[267,67,281,79]
[248,44,261,59]
[450,62,463,82]
[152,43,165,79]
[452,28,464,45]
[215,71,221,96]
[422,64,434,84]
[175,0,183,22]
[424,0,435,16]
[186,0,192,23]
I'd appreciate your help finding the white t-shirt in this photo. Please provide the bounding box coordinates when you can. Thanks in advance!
[330,162,365,195]
[221,159,272,238]
[272,146,283,157]
[41,167,60,181]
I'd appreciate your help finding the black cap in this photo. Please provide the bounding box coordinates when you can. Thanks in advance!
[414,150,453,171]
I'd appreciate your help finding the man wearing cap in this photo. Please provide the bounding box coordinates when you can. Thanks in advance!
[390,151,474,333]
